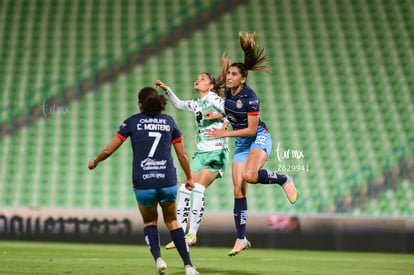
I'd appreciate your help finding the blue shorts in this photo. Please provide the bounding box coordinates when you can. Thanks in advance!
[133,185,178,207]
[233,126,272,163]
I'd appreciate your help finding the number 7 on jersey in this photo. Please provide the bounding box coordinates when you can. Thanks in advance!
[148,132,161,157]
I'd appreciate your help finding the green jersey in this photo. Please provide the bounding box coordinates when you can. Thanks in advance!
[166,88,228,152]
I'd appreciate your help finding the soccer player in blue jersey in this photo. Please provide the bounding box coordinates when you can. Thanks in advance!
[88,87,199,275]
[206,33,298,256]
[154,74,229,249]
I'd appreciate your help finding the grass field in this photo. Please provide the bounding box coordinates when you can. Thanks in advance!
[0,241,413,274]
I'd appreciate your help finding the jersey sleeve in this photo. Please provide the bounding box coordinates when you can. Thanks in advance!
[207,92,225,113]
[116,119,130,141]
[246,94,260,116]
[169,116,183,143]
[165,87,196,112]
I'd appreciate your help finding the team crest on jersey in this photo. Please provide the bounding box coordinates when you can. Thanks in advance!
[236,99,243,109]
[188,101,198,112]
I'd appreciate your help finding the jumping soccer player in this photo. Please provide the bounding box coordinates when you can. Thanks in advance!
[206,32,298,256]
[154,74,229,249]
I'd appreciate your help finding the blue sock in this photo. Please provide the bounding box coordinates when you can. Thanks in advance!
[234,198,247,239]
[170,228,192,266]
[143,225,160,261]
[258,169,287,185]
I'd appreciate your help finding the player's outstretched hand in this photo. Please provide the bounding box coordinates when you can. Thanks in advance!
[88,159,97,170]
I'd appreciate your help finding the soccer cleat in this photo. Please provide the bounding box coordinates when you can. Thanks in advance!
[165,240,176,250]
[184,265,200,275]
[228,238,251,256]
[165,233,197,249]
[185,233,197,246]
[155,257,167,275]
[282,176,297,204]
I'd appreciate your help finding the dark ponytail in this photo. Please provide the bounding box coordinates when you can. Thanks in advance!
[138,87,167,117]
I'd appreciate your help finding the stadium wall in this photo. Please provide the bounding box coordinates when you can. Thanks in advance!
[1,208,413,253]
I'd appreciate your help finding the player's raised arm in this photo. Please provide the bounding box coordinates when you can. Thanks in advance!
[154,79,188,110]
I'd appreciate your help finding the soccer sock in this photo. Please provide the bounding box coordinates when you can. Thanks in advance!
[188,183,205,236]
[176,184,192,232]
[143,225,161,261]
[234,198,248,239]
[257,169,288,185]
[170,228,192,266]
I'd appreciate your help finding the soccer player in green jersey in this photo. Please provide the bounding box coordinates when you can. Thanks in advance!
[154,73,229,248]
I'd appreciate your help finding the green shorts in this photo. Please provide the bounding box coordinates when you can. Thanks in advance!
[190,149,229,178]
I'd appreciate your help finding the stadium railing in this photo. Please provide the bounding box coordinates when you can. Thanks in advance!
[384,138,414,190]
[333,136,414,214]
[25,79,66,126]
[76,53,114,98]
[0,105,14,136]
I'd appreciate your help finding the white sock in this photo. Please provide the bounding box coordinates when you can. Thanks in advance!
[188,183,205,236]
[176,184,192,232]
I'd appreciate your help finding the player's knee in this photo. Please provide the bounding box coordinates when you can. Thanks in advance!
[143,220,157,227]
[242,170,258,183]
[164,218,180,231]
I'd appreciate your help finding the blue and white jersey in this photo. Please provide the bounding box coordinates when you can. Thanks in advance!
[224,85,268,131]
[116,113,182,190]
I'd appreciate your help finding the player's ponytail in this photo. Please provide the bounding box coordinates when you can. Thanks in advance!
[215,53,231,89]
[239,32,270,75]
[138,87,167,117]
[217,32,270,81]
